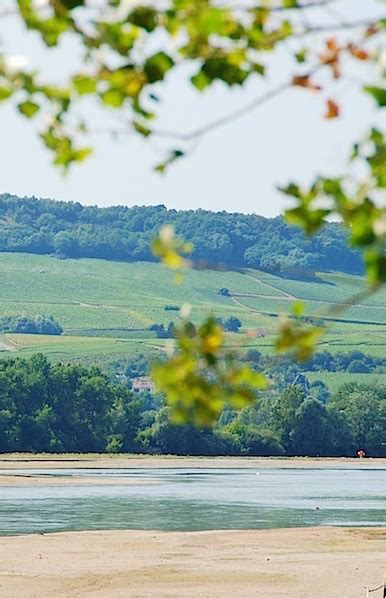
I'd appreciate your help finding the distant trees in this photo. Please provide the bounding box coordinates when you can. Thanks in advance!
[149,322,176,339]
[0,355,140,453]
[0,194,363,277]
[346,360,371,374]
[329,384,386,455]
[0,315,63,335]
[288,398,347,457]
[258,350,386,377]
[215,316,242,332]
[124,353,152,380]
[224,316,242,333]
[304,351,386,374]
[0,354,384,456]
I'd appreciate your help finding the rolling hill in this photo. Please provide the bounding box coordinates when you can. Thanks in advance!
[0,252,385,369]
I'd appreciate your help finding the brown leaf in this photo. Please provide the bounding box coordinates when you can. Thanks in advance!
[324,99,340,119]
[365,24,380,38]
[326,38,339,53]
[320,38,341,76]
[348,45,369,61]
[331,60,341,79]
[292,75,321,91]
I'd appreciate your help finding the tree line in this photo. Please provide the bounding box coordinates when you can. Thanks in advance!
[0,315,63,336]
[0,194,362,276]
[0,354,384,456]
[247,350,386,376]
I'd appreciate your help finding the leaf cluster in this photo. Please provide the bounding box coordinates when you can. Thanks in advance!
[151,317,267,426]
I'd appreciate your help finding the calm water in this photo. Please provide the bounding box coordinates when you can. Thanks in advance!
[0,467,385,535]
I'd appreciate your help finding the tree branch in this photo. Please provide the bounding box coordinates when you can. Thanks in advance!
[151,80,291,142]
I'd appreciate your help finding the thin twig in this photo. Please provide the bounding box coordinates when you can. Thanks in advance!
[151,81,291,142]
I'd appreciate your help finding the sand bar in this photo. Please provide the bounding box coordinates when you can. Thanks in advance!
[0,474,157,486]
[0,527,384,597]
[0,454,385,470]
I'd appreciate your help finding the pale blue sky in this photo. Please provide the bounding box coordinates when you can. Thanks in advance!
[0,1,383,216]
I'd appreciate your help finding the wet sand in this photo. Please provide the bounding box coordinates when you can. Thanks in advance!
[0,474,156,486]
[0,527,384,597]
[0,454,385,470]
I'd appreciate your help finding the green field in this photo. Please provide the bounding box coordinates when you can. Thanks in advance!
[0,333,164,364]
[0,252,385,364]
[308,371,386,393]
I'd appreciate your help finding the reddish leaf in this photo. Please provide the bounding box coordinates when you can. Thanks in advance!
[348,45,369,61]
[324,99,340,119]
[326,38,339,53]
[292,75,321,91]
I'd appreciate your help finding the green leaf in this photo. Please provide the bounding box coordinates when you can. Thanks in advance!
[100,89,125,107]
[73,75,97,95]
[292,301,305,317]
[0,86,13,101]
[285,207,330,234]
[364,86,386,107]
[198,7,230,37]
[133,121,152,137]
[154,149,185,173]
[276,319,324,361]
[60,0,85,8]
[151,224,192,269]
[40,85,70,101]
[144,52,174,84]
[295,49,308,63]
[279,183,302,198]
[51,0,84,12]
[201,57,249,86]
[73,147,93,163]
[252,62,265,76]
[191,71,210,91]
[364,249,386,284]
[17,100,40,118]
[151,315,267,426]
[40,17,71,47]
[127,6,158,32]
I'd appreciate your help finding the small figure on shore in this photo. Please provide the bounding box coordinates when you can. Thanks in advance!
[356,449,366,459]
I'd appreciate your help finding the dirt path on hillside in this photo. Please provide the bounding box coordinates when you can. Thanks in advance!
[244,272,295,298]
[0,335,17,352]
[241,273,386,312]
[230,296,273,317]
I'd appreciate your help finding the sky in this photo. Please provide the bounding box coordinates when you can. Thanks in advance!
[0,0,383,216]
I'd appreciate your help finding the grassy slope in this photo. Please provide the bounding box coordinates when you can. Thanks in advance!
[0,252,385,367]
[307,371,386,393]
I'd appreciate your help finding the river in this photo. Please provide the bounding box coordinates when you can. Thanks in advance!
[0,466,385,535]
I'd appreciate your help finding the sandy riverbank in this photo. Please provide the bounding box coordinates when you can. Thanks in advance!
[0,474,157,486]
[1,454,385,470]
[0,527,384,597]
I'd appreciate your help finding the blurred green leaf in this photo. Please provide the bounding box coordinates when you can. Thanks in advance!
[17,100,40,118]
[0,86,13,101]
[364,86,386,107]
[144,52,174,84]
[73,75,97,95]
[127,6,158,32]
[100,89,125,107]
[152,317,268,426]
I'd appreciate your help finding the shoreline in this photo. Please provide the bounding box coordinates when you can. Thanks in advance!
[1,454,385,470]
[0,527,384,597]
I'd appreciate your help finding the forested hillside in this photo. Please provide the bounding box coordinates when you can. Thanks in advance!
[0,194,362,275]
